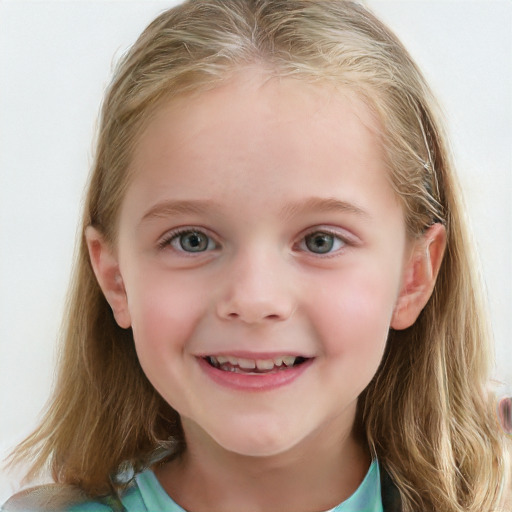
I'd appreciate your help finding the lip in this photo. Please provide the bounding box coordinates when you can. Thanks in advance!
[197,356,314,392]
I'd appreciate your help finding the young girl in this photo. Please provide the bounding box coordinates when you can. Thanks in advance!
[3,1,511,511]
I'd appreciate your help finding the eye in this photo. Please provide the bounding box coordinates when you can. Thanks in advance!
[301,231,346,254]
[161,229,217,253]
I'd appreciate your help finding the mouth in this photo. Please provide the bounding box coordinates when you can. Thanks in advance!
[203,355,310,374]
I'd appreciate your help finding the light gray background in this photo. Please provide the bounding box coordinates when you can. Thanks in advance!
[1,0,511,500]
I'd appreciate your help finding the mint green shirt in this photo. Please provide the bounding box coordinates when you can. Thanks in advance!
[70,459,383,512]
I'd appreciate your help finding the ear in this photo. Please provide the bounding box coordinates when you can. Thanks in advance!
[391,223,446,330]
[85,226,131,329]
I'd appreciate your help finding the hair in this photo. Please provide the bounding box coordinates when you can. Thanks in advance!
[10,1,511,510]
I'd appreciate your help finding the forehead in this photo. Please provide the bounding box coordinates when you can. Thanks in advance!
[130,68,384,172]
[123,69,398,224]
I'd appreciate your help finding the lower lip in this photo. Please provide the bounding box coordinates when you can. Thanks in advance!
[197,357,314,392]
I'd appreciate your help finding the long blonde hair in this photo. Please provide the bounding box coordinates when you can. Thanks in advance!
[11,1,511,510]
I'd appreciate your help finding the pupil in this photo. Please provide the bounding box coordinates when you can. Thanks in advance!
[305,233,334,254]
[180,232,208,252]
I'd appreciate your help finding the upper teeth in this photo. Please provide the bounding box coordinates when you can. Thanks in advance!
[210,355,298,370]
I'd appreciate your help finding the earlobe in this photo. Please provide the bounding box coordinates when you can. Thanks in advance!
[85,226,132,329]
[391,223,446,330]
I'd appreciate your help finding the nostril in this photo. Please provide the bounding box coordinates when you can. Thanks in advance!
[225,312,282,322]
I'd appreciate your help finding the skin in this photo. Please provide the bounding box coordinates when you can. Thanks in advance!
[87,68,446,512]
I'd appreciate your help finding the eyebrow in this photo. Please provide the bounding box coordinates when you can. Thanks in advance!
[140,199,222,223]
[140,196,370,224]
[279,197,370,220]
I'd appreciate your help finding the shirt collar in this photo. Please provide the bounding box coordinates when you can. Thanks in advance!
[327,458,383,512]
[135,458,383,512]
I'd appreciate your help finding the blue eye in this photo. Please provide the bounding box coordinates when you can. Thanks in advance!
[167,230,216,253]
[303,231,345,254]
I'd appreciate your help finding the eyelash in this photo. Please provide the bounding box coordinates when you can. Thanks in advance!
[157,226,353,256]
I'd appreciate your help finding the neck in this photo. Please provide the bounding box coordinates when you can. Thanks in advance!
[154,414,371,512]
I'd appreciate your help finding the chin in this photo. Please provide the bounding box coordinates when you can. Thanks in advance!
[209,422,303,458]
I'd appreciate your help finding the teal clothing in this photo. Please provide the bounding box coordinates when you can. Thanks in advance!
[69,459,382,512]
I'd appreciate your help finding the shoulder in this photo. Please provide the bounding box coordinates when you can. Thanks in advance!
[2,469,169,512]
[2,484,95,512]
[1,485,121,512]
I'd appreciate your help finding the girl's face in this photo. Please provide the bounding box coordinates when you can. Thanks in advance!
[93,70,427,458]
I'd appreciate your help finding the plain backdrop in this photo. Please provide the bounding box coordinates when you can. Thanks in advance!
[1,0,511,501]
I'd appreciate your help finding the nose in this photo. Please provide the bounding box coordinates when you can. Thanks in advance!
[216,249,296,324]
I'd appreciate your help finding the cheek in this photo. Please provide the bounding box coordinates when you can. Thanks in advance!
[310,266,399,359]
[125,270,208,354]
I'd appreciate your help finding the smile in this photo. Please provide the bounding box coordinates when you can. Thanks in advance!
[198,354,314,391]
[204,355,309,374]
